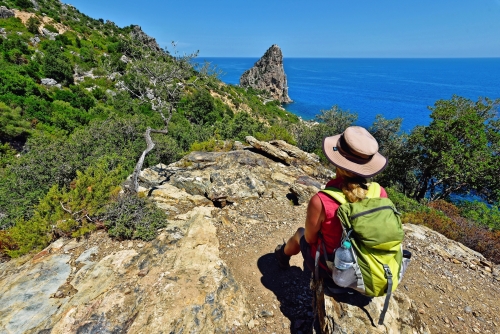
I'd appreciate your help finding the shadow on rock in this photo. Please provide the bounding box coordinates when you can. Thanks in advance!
[257,253,314,334]
[323,282,375,327]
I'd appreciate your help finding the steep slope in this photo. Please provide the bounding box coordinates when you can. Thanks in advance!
[0,1,299,251]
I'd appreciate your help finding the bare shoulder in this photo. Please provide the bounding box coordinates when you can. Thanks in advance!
[307,193,323,212]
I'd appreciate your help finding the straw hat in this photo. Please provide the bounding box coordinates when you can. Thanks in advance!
[322,126,387,178]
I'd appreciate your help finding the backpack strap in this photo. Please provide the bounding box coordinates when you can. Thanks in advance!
[366,182,381,199]
[378,264,393,325]
[320,187,346,204]
[321,182,381,203]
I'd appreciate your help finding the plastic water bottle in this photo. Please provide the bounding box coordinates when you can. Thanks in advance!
[332,240,357,288]
[334,240,355,270]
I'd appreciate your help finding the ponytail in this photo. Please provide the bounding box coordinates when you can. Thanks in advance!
[335,168,369,203]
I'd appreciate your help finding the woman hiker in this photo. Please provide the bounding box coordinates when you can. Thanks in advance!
[274,126,389,280]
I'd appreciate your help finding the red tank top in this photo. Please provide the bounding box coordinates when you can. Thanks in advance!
[311,177,388,263]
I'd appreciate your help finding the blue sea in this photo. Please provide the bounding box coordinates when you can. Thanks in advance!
[194,58,500,132]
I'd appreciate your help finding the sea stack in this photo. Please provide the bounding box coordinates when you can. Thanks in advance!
[240,44,292,104]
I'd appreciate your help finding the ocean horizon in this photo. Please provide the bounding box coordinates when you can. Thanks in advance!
[194,57,500,132]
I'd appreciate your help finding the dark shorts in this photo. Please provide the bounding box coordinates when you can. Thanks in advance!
[300,236,332,280]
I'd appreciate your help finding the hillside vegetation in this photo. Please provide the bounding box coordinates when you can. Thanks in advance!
[0,0,499,263]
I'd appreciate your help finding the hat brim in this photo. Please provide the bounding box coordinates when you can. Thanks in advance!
[322,135,387,178]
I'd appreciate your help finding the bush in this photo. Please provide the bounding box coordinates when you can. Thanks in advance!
[189,138,233,152]
[26,16,40,34]
[457,201,500,231]
[15,0,33,9]
[0,116,148,227]
[43,24,59,33]
[404,200,500,263]
[50,100,91,132]
[386,187,429,214]
[1,159,126,258]
[42,42,74,85]
[55,33,72,46]
[0,230,17,259]
[103,193,168,241]
[0,102,31,142]
[254,125,296,144]
[403,210,461,240]
[0,142,17,169]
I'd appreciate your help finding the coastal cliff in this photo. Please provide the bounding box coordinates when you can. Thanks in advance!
[240,44,293,104]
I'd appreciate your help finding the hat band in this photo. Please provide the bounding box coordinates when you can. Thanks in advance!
[335,135,373,165]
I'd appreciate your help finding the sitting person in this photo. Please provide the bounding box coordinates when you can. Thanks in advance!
[274,126,388,280]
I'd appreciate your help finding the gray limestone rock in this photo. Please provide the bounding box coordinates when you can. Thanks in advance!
[31,0,40,10]
[240,44,292,103]
[0,6,15,19]
[41,78,58,86]
[246,135,291,164]
[30,36,41,45]
[41,28,58,40]
[312,280,430,334]
[290,182,318,205]
[207,170,266,205]
[0,208,250,333]
[130,25,160,51]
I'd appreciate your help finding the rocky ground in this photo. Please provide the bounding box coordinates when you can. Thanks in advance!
[215,196,500,333]
[1,137,499,333]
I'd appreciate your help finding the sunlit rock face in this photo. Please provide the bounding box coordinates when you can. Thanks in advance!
[240,44,293,103]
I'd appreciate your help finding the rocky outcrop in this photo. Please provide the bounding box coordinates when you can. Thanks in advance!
[0,207,250,333]
[0,6,15,19]
[41,78,61,88]
[130,25,160,51]
[1,137,499,333]
[41,27,58,40]
[240,44,292,103]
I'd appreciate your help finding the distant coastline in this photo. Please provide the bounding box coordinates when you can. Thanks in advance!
[195,57,500,132]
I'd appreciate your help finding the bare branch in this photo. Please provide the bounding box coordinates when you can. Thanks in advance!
[118,36,200,193]
[60,201,72,214]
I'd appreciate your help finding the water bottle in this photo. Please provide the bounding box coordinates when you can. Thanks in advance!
[332,240,357,288]
[334,240,355,270]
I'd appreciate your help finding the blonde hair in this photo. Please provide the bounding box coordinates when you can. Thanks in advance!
[335,168,369,203]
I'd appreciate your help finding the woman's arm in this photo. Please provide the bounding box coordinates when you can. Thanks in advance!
[304,194,325,244]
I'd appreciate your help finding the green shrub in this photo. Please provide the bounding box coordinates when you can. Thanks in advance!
[42,42,74,85]
[43,24,59,33]
[457,201,500,231]
[0,102,31,142]
[103,193,168,241]
[15,0,33,9]
[0,66,40,97]
[55,33,72,46]
[50,100,91,132]
[254,125,296,144]
[2,159,126,257]
[0,142,15,166]
[386,187,429,214]
[2,216,51,258]
[189,138,233,152]
[26,16,40,34]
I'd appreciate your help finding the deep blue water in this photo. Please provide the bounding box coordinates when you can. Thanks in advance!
[194,58,500,132]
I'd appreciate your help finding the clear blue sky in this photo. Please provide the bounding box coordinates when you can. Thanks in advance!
[67,0,500,58]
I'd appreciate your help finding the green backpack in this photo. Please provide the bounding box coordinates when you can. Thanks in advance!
[320,182,406,325]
